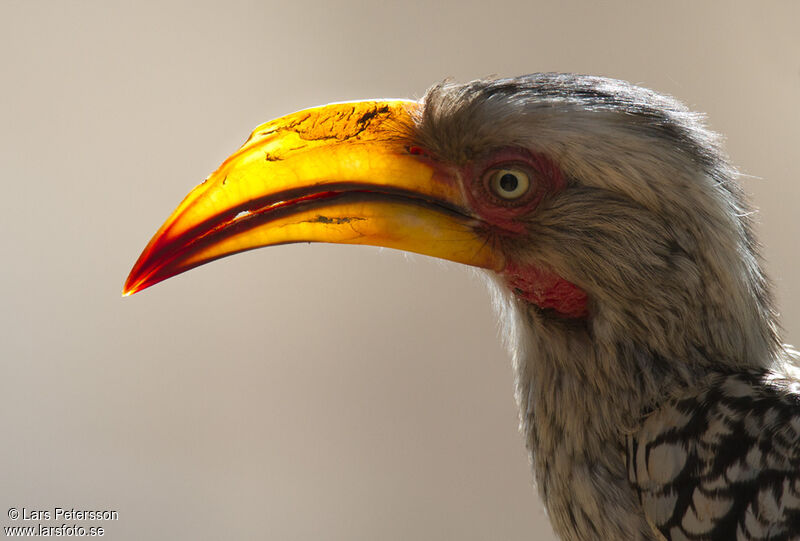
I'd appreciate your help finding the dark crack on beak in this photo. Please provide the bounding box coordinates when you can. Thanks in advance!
[309,215,367,225]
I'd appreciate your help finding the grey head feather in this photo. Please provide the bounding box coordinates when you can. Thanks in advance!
[412,73,781,371]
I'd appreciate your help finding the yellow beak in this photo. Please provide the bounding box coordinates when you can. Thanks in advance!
[123,100,504,296]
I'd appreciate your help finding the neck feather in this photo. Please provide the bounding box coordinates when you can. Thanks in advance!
[482,271,782,539]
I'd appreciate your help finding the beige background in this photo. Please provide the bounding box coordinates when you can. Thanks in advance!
[2,1,798,540]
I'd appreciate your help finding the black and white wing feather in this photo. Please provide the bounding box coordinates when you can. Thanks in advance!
[628,371,800,540]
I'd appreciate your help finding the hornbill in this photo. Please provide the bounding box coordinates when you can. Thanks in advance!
[125,74,800,540]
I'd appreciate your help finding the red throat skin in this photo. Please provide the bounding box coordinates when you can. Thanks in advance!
[503,262,589,319]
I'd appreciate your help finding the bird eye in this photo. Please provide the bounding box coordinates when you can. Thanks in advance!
[488,168,531,200]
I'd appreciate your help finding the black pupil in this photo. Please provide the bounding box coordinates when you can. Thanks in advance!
[499,173,519,192]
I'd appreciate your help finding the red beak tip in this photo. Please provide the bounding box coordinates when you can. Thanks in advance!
[122,274,147,297]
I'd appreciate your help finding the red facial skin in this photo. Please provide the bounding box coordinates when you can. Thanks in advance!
[504,262,589,319]
[463,148,589,319]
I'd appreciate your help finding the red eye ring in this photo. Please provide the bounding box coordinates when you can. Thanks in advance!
[462,148,564,233]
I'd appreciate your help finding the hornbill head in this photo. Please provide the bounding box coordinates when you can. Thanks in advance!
[125,74,778,373]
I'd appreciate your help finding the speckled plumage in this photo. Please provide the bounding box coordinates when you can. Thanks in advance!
[414,74,800,540]
[630,369,800,540]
